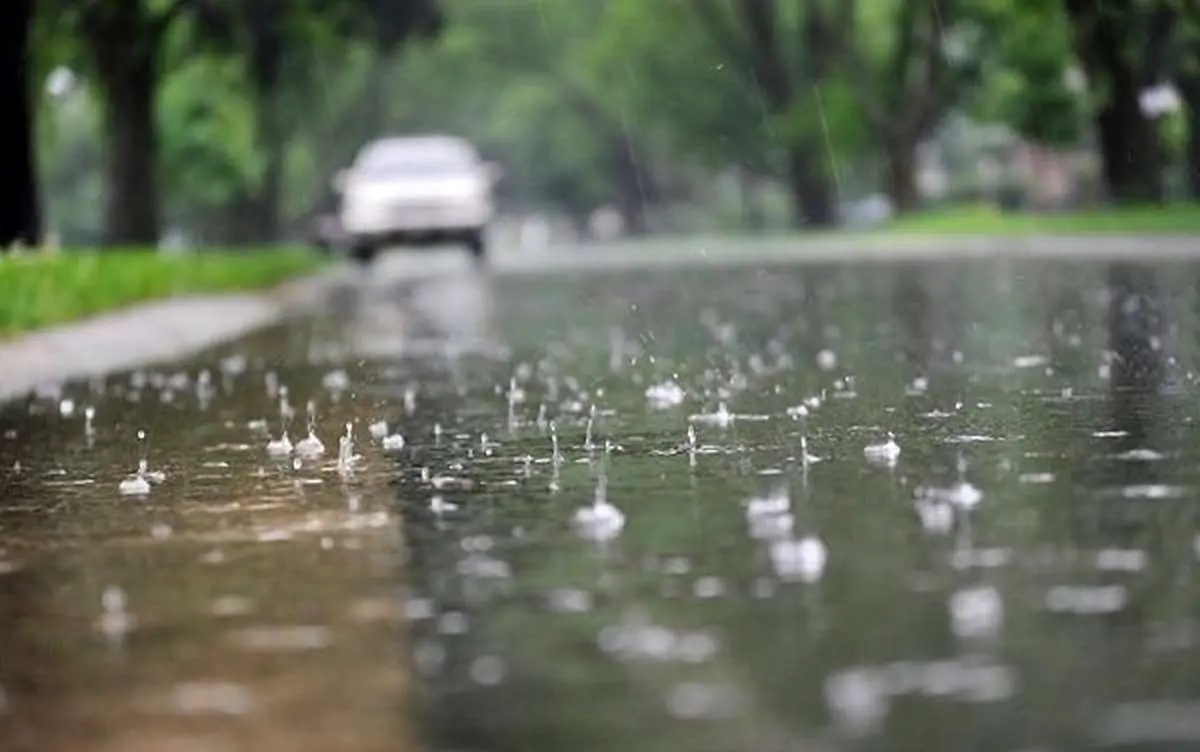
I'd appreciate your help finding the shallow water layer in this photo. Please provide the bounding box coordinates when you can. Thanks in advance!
[5,257,1200,751]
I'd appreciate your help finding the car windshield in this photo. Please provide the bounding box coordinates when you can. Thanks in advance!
[356,143,474,178]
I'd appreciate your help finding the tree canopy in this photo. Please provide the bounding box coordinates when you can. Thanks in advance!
[5,0,1200,248]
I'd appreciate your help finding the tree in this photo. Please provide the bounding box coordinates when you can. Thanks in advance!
[45,0,441,247]
[588,0,790,224]
[396,0,661,233]
[834,0,995,213]
[974,0,1084,148]
[575,0,841,227]
[685,0,841,227]
[1,0,41,249]
[215,0,292,242]
[202,0,442,241]
[1063,0,1174,203]
[50,0,203,246]
[1172,0,1200,197]
[157,54,265,240]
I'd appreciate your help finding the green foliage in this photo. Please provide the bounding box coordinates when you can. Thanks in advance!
[27,0,1200,239]
[361,0,643,217]
[973,0,1084,145]
[278,41,383,216]
[587,0,778,173]
[879,201,1200,234]
[487,81,613,214]
[159,56,265,205]
[778,78,871,166]
[31,0,445,244]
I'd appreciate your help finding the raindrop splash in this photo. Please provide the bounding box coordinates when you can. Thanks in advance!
[118,429,159,495]
[584,404,597,453]
[863,432,901,466]
[293,400,325,459]
[337,422,362,475]
[267,387,294,457]
[572,474,625,543]
[550,421,563,465]
[368,419,388,441]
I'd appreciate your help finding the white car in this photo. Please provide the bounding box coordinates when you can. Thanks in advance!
[334,135,500,263]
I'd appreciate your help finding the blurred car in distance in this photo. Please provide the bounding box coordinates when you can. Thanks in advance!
[333,135,500,264]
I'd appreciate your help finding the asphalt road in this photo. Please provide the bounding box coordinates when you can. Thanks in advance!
[4,246,1200,751]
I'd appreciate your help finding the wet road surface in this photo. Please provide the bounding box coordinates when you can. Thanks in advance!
[5,249,1200,750]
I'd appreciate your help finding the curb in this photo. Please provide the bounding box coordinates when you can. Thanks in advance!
[0,267,343,404]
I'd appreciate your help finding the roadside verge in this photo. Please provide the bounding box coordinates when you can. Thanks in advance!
[0,270,339,403]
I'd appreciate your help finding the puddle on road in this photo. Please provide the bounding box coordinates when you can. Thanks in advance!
[4,258,1200,750]
[0,321,414,750]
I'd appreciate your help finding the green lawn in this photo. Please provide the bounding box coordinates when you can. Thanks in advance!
[880,202,1200,235]
[0,247,326,337]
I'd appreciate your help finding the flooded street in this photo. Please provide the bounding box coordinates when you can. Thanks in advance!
[6,251,1200,750]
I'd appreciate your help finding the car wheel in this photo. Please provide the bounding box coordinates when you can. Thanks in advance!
[466,230,486,262]
[350,241,377,265]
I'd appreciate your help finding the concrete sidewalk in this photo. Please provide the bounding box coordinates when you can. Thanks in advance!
[0,271,340,403]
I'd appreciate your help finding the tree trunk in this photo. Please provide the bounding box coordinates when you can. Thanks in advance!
[1182,78,1200,199]
[1189,111,1200,201]
[1094,75,1163,204]
[739,166,764,231]
[0,0,41,249]
[787,148,835,228]
[884,135,921,214]
[252,137,284,242]
[611,131,650,235]
[1065,1,1164,204]
[246,0,284,243]
[213,192,262,245]
[98,51,161,246]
